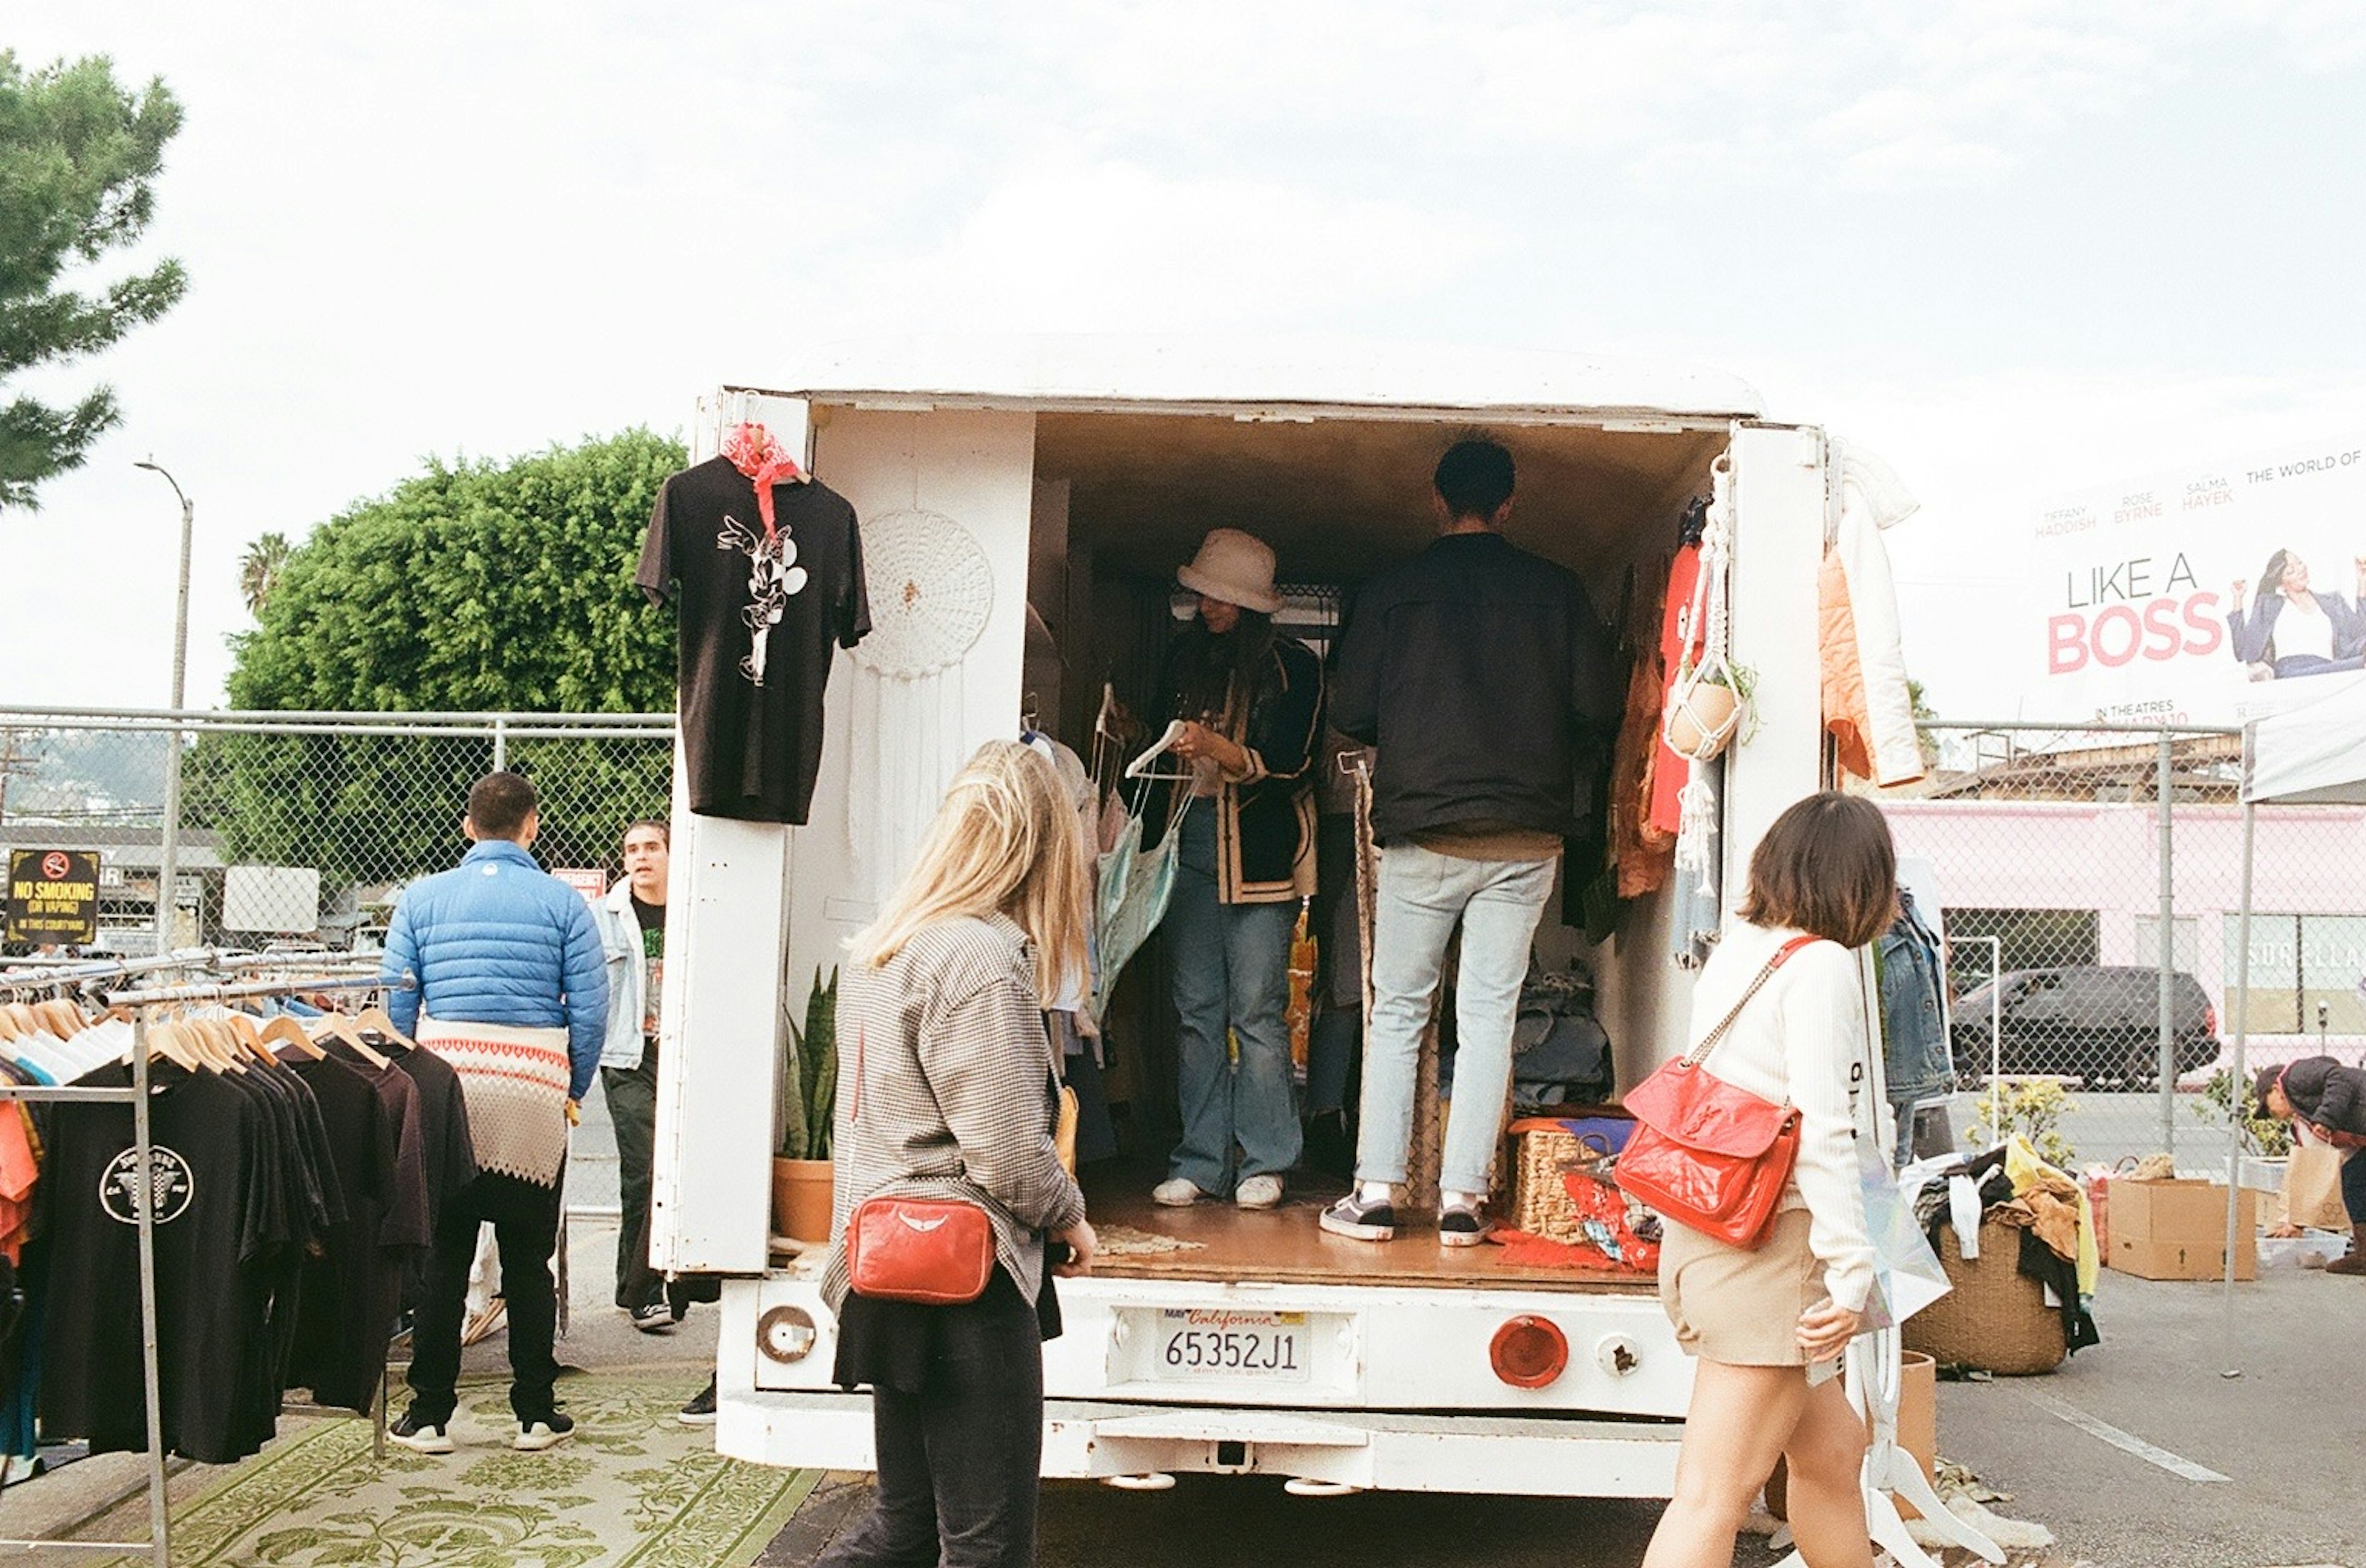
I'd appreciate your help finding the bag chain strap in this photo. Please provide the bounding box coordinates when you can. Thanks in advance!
[1681,935,1820,1068]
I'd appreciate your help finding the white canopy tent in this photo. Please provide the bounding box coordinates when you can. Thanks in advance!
[2223,678,2366,1326]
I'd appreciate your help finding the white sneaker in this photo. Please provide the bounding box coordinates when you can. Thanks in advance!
[1235,1175,1285,1210]
[1152,1178,1205,1207]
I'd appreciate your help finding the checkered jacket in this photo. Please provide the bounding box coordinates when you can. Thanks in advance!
[821,913,1087,1314]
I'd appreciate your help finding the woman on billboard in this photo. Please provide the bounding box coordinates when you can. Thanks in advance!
[2226,550,2366,680]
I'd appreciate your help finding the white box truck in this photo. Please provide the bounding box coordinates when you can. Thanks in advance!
[648,339,1876,1498]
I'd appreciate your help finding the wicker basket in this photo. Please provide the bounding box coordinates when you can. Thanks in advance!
[1511,1123,1622,1242]
[1901,1217,2067,1376]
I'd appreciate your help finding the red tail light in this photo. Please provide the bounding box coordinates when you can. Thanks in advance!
[1489,1315,1570,1389]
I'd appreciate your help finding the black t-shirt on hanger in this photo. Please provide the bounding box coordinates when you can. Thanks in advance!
[636,457,871,824]
[39,1065,283,1464]
[283,1052,404,1413]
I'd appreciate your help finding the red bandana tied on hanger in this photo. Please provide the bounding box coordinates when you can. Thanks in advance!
[722,421,805,538]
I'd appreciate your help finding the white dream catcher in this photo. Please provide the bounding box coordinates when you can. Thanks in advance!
[1662,453,1750,892]
[847,507,995,904]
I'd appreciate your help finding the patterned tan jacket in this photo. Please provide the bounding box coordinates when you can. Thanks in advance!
[821,912,1087,1314]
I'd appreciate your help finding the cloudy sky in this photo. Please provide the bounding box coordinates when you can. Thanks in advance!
[7,1,2364,720]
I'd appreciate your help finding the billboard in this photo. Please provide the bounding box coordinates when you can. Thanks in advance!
[2030,434,2366,726]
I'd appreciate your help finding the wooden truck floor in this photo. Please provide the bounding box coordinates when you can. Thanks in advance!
[1080,1166,1656,1294]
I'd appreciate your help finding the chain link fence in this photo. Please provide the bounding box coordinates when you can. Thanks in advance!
[12,705,2363,1193]
[1878,720,2366,1187]
[0,708,674,953]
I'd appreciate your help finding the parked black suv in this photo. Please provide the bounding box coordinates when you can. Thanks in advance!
[1951,967,2220,1089]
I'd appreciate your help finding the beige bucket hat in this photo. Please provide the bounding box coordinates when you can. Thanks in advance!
[1177,528,1283,615]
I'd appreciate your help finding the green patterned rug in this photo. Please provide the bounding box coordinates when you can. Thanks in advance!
[103,1375,817,1568]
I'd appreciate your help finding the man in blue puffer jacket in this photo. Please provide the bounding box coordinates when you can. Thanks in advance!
[382,771,607,1455]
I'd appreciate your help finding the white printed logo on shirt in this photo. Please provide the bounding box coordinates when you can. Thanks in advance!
[715,513,808,687]
[99,1147,195,1226]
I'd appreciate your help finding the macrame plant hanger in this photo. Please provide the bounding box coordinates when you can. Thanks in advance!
[1662,453,1747,893]
[846,434,994,907]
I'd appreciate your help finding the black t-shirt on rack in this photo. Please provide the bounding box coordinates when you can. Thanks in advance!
[636,457,871,823]
[283,1052,405,1413]
[386,1039,478,1218]
[39,1064,283,1464]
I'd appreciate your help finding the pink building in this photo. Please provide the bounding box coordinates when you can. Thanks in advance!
[1879,798,2366,1055]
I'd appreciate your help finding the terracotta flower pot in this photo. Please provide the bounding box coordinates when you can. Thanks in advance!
[1665,681,1739,758]
[771,1156,835,1243]
[1763,1352,1936,1521]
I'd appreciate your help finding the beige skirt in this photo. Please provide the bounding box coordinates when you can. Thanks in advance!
[1657,1208,1824,1367]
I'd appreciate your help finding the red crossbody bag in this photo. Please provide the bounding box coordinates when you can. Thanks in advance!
[841,1028,998,1306]
[1616,935,1822,1249]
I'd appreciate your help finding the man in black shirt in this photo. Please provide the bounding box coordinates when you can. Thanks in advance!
[1320,437,1620,1247]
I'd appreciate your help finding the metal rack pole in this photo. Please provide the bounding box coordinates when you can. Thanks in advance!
[129,1012,172,1567]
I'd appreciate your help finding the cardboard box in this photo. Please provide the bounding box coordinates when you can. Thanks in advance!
[2107,1179,2256,1281]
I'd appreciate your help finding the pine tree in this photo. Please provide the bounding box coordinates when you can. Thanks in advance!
[0,52,187,509]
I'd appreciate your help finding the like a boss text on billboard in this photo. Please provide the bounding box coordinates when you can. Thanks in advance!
[2036,442,2365,722]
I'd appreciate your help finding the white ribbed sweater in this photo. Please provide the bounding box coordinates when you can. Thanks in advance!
[1682,921,1880,1312]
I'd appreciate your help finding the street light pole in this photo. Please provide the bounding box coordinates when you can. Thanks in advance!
[135,458,193,957]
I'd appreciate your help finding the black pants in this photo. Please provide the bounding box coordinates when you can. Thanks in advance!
[819,1280,1046,1568]
[601,1042,662,1310]
[2344,1145,2366,1224]
[407,1170,564,1423]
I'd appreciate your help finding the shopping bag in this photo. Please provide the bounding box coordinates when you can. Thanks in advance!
[2284,1142,2352,1232]
[1092,792,1185,1017]
[1862,1143,1951,1326]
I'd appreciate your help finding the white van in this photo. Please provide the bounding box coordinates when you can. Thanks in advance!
[649,339,1862,1498]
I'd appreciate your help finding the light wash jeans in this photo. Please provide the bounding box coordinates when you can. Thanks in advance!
[1166,802,1303,1195]
[1354,840,1558,1197]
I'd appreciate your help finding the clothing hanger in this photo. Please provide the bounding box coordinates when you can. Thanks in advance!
[35,997,84,1038]
[1123,719,1198,782]
[226,1012,283,1068]
[138,1015,205,1074]
[193,1016,248,1073]
[352,1005,415,1052]
[307,1012,391,1070]
[0,1005,24,1041]
[261,1014,327,1060]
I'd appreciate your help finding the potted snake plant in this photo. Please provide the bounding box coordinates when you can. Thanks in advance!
[771,967,840,1243]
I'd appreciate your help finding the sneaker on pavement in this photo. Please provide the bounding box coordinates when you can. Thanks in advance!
[678,1379,718,1426]
[1318,1192,1396,1242]
[389,1408,455,1455]
[1439,1201,1493,1248]
[630,1303,675,1334]
[1152,1178,1206,1208]
[513,1412,575,1452]
[1235,1174,1285,1210]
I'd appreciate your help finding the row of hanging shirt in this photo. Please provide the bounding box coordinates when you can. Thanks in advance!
[0,993,478,1468]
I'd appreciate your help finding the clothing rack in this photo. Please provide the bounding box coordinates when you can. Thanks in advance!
[0,964,392,1566]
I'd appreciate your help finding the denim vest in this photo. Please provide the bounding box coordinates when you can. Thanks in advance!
[1877,888,1950,1105]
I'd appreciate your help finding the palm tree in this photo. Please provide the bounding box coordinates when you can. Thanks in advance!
[238,532,291,617]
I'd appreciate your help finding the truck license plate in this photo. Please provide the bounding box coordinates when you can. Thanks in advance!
[1148,1309,1311,1383]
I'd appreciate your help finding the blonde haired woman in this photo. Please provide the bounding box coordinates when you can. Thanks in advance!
[818,741,1097,1568]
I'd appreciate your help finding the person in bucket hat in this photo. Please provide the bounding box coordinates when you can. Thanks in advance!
[1147,529,1322,1214]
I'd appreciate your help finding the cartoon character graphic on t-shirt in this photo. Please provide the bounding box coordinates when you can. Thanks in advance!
[717,513,810,686]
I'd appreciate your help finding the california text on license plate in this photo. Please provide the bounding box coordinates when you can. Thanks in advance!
[1152,1309,1311,1382]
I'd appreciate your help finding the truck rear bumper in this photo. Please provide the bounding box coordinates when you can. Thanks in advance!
[718,1391,1683,1498]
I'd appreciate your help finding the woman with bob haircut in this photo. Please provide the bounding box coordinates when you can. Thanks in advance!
[1642,790,1894,1568]
[817,741,1098,1568]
